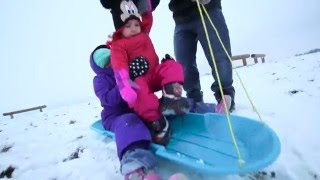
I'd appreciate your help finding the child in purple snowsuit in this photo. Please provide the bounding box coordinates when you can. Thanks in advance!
[90,44,158,178]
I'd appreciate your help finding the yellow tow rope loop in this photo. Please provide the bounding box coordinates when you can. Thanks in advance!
[195,1,243,167]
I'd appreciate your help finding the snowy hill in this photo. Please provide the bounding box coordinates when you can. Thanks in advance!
[1,52,319,180]
[1,0,320,179]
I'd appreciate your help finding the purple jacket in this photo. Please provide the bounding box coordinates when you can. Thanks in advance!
[90,47,135,129]
[90,45,152,158]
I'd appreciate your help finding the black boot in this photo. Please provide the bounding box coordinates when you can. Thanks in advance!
[159,97,190,116]
[146,115,171,146]
[160,83,190,116]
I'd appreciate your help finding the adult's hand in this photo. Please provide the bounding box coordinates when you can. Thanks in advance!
[138,0,160,14]
[191,0,211,5]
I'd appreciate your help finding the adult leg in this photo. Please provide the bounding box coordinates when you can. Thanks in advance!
[197,8,235,108]
[174,22,203,103]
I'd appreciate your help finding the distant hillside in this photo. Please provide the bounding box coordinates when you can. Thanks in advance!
[295,48,320,56]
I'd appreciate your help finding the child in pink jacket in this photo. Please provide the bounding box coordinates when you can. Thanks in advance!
[104,0,190,145]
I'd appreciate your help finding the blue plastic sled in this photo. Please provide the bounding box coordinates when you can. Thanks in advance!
[91,113,280,175]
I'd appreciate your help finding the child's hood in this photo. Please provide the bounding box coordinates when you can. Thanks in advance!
[90,45,113,75]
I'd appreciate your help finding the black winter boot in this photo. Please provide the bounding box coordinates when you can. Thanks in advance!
[160,83,190,116]
[146,115,171,146]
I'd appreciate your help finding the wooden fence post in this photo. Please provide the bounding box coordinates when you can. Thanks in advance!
[231,54,251,66]
[251,54,266,63]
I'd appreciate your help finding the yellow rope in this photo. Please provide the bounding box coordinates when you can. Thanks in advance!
[195,1,243,167]
[201,5,264,123]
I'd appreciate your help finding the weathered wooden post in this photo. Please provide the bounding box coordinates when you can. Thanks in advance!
[231,54,251,66]
[3,105,47,119]
[251,54,266,63]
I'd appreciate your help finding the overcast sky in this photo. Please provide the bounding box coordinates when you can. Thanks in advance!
[0,0,319,113]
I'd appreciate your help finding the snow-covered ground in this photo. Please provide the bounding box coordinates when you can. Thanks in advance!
[1,0,320,179]
[1,52,319,180]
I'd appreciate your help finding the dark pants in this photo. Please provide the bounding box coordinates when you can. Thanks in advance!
[174,7,235,103]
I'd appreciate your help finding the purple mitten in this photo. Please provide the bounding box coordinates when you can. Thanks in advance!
[115,69,137,105]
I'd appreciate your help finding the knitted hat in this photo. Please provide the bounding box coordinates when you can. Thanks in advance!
[100,0,160,14]
[110,0,141,30]
[93,46,110,68]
